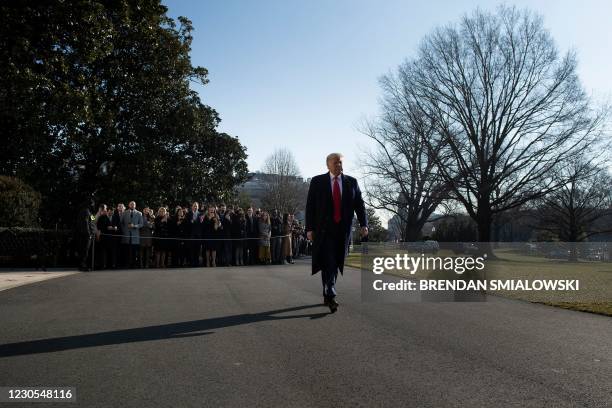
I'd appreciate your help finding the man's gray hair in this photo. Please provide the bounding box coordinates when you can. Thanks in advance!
[326,152,343,163]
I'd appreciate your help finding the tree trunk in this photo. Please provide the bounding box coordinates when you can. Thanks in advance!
[404,213,427,242]
[404,225,422,242]
[476,204,493,257]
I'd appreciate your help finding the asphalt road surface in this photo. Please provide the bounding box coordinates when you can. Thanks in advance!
[0,260,610,407]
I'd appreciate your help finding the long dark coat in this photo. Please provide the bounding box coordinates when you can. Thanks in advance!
[305,173,367,275]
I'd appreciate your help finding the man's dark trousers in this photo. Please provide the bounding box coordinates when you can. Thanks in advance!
[321,220,345,299]
[79,236,93,269]
[127,243,139,268]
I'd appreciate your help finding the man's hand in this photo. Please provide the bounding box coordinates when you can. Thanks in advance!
[360,226,369,237]
[307,231,313,241]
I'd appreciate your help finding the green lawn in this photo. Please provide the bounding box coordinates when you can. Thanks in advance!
[347,246,612,316]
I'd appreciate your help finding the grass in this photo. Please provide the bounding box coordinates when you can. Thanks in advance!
[347,245,612,317]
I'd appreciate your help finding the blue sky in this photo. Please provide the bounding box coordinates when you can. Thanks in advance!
[163,0,612,181]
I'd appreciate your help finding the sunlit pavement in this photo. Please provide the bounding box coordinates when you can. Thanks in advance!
[0,260,610,407]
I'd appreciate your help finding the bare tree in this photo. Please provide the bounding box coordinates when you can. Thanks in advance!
[360,72,453,241]
[261,148,305,214]
[404,6,607,248]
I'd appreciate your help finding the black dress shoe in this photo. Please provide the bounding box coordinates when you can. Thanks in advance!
[328,298,339,313]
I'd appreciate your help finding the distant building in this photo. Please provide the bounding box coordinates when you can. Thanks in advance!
[236,172,269,208]
[235,172,308,221]
[388,214,403,242]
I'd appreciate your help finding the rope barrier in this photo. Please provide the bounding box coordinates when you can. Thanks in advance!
[97,232,295,241]
[91,233,307,269]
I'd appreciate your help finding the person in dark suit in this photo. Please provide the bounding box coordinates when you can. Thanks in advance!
[220,207,233,266]
[169,207,187,267]
[76,198,98,271]
[202,205,221,267]
[270,209,283,264]
[231,208,246,266]
[110,203,124,268]
[305,153,368,313]
[185,201,201,267]
[245,207,258,265]
[95,204,112,269]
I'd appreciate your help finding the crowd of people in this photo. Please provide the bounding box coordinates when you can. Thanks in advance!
[86,200,311,271]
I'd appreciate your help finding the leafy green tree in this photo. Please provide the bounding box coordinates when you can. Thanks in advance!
[363,208,388,242]
[0,1,247,226]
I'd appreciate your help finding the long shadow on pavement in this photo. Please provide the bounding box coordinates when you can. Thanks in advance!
[0,304,328,357]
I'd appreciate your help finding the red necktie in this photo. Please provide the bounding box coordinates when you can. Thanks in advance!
[333,176,341,223]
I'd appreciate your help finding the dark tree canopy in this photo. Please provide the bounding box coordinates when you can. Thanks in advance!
[363,208,388,242]
[0,0,248,226]
[432,215,478,242]
[535,159,612,242]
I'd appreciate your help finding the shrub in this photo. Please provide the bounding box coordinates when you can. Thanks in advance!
[0,227,75,267]
[0,176,41,227]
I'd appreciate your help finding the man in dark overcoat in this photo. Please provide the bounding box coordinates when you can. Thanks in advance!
[305,153,368,313]
[76,198,98,271]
